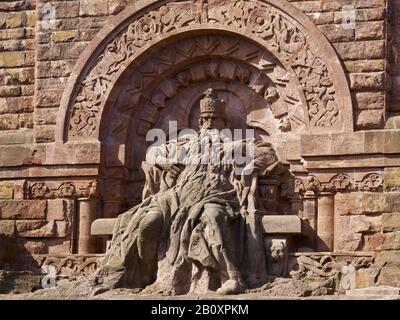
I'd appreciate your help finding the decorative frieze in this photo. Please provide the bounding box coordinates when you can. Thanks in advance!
[295,172,384,195]
[28,180,100,200]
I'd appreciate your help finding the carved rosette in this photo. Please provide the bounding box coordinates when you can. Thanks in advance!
[68,0,342,138]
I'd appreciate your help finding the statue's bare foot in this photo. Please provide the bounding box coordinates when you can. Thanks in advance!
[216,279,245,295]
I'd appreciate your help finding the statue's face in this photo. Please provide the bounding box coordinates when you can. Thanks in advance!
[200,112,225,130]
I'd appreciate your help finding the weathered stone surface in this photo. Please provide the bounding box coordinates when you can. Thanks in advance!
[384,168,400,191]
[0,96,33,113]
[356,110,384,129]
[319,24,354,42]
[355,267,381,289]
[34,125,55,143]
[0,200,47,220]
[349,215,381,233]
[355,21,385,40]
[47,240,72,254]
[385,193,400,213]
[0,185,13,199]
[333,41,384,60]
[80,0,108,17]
[51,30,78,43]
[346,286,400,296]
[376,251,400,267]
[0,271,42,294]
[381,232,400,251]
[36,90,63,107]
[335,232,362,251]
[353,92,385,110]
[0,145,33,166]
[19,240,47,254]
[37,2,79,19]
[0,86,21,97]
[383,131,400,153]
[55,221,69,238]
[335,193,385,215]
[377,266,400,287]
[47,199,74,221]
[34,108,57,125]
[350,72,385,90]
[0,220,15,237]
[0,51,25,67]
[382,213,400,232]
[15,220,55,238]
[5,12,24,29]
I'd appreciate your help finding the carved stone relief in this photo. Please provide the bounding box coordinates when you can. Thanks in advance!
[294,173,384,195]
[27,180,101,199]
[65,0,349,140]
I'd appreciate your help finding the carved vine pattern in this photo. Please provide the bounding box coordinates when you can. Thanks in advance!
[28,181,100,199]
[294,173,384,195]
[40,256,102,278]
[69,0,339,138]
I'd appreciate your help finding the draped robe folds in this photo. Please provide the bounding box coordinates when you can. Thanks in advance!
[95,129,279,294]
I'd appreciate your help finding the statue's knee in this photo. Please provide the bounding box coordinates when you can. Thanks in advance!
[139,210,164,239]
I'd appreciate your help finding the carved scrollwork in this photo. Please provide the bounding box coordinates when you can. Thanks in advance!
[28,181,99,199]
[294,178,305,194]
[359,173,384,192]
[41,255,102,279]
[57,182,77,198]
[288,253,375,291]
[305,176,322,193]
[290,255,339,279]
[68,0,342,138]
[293,172,384,196]
[327,174,355,192]
[29,182,51,199]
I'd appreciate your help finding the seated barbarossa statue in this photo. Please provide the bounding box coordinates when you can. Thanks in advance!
[86,89,281,296]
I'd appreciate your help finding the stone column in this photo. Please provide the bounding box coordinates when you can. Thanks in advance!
[303,190,317,249]
[317,192,335,252]
[78,198,98,254]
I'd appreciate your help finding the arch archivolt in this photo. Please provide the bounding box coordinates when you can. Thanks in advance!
[59,0,353,143]
[102,35,305,145]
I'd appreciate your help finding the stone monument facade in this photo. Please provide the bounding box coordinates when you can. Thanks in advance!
[0,0,399,295]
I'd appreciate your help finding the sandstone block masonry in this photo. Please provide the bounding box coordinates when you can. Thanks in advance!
[0,0,399,290]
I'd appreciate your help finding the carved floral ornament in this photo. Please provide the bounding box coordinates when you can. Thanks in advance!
[65,0,350,140]
[40,256,101,278]
[294,173,384,195]
[102,34,304,145]
[28,181,101,199]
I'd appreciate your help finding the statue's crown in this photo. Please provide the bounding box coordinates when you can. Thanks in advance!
[200,89,225,116]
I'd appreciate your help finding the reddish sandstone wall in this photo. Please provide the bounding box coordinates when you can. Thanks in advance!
[0,1,399,287]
